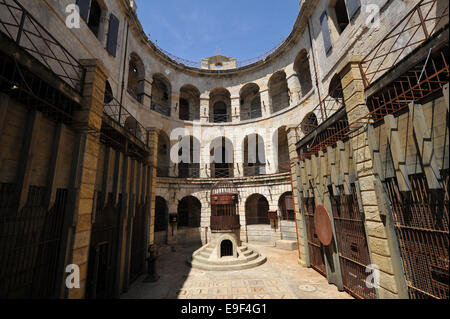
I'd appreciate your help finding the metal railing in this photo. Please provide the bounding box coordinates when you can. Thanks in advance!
[0,0,85,93]
[241,109,262,121]
[103,97,149,146]
[211,113,231,123]
[243,164,266,176]
[151,102,171,117]
[178,163,200,178]
[212,164,234,178]
[359,0,449,88]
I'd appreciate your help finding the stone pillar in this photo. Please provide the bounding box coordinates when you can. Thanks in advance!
[66,59,108,299]
[200,94,209,123]
[142,77,152,108]
[231,96,240,123]
[286,126,308,266]
[338,57,402,299]
[259,88,271,118]
[286,67,301,107]
[147,128,159,247]
[171,92,179,120]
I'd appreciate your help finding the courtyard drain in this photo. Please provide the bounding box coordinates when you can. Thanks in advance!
[298,284,317,292]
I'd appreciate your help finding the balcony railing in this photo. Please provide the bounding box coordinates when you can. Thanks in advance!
[103,97,149,146]
[151,102,171,117]
[178,163,200,178]
[211,113,231,123]
[211,164,234,178]
[210,215,240,231]
[243,164,266,176]
[0,0,85,93]
[359,0,449,88]
[241,109,262,121]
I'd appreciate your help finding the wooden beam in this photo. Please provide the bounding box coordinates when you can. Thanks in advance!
[100,146,111,208]
[338,141,351,195]
[443,84,449,112]
[328,146,340,196]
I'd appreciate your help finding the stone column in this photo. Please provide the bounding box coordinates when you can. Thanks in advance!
[200,94,209,123]
[171,91,180,120]
[142,77,152,108]
[147,128,159,247]
[66,59,108,299]
[337,56,402,299]
[231,96,240,123]
[286,66,301,107]
[259,88,271,118]
[286,126,308,266]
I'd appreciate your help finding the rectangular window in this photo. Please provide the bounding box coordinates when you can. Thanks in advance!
[345,0,361,19]
[320,11,333,53]
[107,14,120,57]
[76,0,91,22]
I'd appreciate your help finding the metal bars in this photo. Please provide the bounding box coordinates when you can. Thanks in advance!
[331,185,376,299]
[385,172,449,299]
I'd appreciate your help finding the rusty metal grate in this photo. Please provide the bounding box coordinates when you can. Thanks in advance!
[303,197,326,276]
[331,185,376,299]
[0,185,67,299]
[385,172,449,299]
[86,192,122,299]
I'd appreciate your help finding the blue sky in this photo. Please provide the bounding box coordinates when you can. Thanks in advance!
[135,0,299,62]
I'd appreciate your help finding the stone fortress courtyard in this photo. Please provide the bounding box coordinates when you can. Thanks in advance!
[0,0,448,301]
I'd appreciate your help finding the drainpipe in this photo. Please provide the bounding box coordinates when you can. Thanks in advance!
[120,22,130,105]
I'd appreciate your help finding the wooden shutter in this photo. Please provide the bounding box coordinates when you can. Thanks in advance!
[76,0,91,22]
[107,14,120,57]
[320,11,332,53]
[345,0,361,19]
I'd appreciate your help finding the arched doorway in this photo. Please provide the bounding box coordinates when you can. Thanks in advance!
[178,196,201,228]
[245,194,271,243]
[154,196,168,246]
[210,137,234,178]
[220,240,233,257]
[279,192,296,241]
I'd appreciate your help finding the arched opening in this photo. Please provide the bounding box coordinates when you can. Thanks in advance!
[294,50,313,99]
[104,80,113,104]
[124,116,142,140]
[157,131,170,177]
[220,240,233,257]
[240,83,262,121]
[269,71,290,114]
[279,192,297,241]
[209,88,231,123]
[154,197,168,232]
[329,73,343,99]
[210,181,240,231]
[178,135,201,178]
[177,196,201,228]
[151,74,171,117]
[245,194,270,226]
[127,53,145,103]
[274,126,290,173]
[179,85,200,121]
[279,192,295,221]
[210,137,234,178]
[243,134,266,176]
[301,112,318,136]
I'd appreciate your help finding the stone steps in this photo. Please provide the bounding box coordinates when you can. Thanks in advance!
[187,245,267,270]
[187,255,267,271]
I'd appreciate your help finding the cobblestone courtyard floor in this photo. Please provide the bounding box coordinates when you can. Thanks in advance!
[122,244,352,299]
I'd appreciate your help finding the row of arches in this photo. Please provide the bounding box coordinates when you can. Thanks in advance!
[156,127,290,178]
[154,192,294,231]
[126,50,313,122]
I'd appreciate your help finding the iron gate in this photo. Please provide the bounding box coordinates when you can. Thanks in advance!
[385,172,449,299]
[130,201,147,283]
[303,197,326,276]
[0,184,67,299]
[331,184,376,299]
[86,192,121,299]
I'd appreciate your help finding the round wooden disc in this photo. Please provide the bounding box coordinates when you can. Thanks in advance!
[314,205,333,246]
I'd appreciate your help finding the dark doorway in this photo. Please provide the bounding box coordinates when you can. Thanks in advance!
[221,240,233,257]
